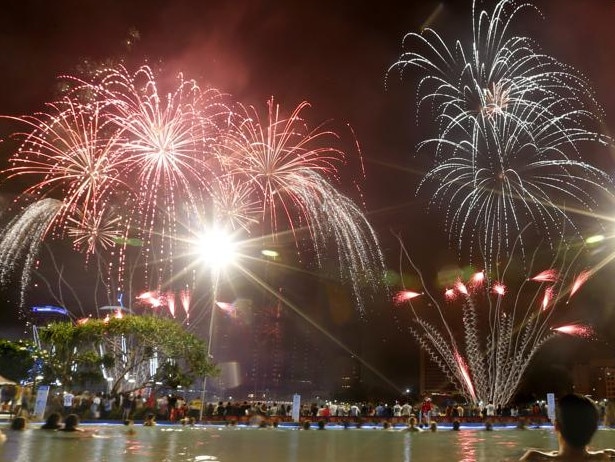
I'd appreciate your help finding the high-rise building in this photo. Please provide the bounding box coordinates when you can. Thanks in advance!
[572,359,615,399]
[419,349,457,396]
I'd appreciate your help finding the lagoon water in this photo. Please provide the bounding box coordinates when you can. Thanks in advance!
[3,423,615,462]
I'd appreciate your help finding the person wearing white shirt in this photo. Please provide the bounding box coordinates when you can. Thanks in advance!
[63,391,74,415]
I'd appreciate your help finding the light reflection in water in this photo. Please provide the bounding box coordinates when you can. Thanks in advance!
[455,430,480,461]
[403,432,412,461]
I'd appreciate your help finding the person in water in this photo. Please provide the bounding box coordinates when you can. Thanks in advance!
[520,393,615,460]
[41,412,62,430]
[403,416,422,432]
[60,413,84,432]
[10,416,28,430]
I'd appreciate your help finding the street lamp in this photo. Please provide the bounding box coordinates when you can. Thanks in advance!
[586,234,605,245]
[196,228,238,270]
[260,249,279,259]
[196,227,238,421]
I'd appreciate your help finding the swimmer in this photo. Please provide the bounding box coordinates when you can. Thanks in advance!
[58,414,95,437]
[143,414,156,427]
[403,416,422,432]
[10,416,28,431]
[520,394,615,461]
[124,419,136,435]
[41,412,63,430]
[60,414,83,432]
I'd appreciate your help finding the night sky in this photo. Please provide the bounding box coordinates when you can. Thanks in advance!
[1,0,615,396]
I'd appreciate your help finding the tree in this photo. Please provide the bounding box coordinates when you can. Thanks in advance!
[37,320,110,389]
[39,314,217,393]
[0,339,43,382]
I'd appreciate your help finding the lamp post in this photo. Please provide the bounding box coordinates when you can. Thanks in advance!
[199,284,218,421]
[195,227,237,422]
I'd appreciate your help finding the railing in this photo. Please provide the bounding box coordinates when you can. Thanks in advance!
[195,415,551,426]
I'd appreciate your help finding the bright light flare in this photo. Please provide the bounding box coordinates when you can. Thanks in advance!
[195,228,238,270]
[585,235,605,245]
[261,249,279,258]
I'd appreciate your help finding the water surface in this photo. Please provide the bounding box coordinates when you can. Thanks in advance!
[3,424,615,461]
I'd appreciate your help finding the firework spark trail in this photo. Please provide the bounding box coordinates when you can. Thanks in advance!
[1,64,231,296]
[180,289,190,319]
[167,292,176,317]
[3,98,125,231]
[553,323,594,338]
[87,65,228,290]
[1,64,386,318]
[393,235,591,406]
[297,173,386,308]
[388,0,613,264]
[217,98,386,309]
[390,0,603,151]
[411,320,472,398]
[420,106,613,264]
[207,177,261,233]
[0,198,62,306]
[218,98,345,234]
[96,65,219,200]
[66,206,124,257]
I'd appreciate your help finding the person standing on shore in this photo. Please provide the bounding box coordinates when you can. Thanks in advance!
[420,397,432,427]
[63,390,74,416]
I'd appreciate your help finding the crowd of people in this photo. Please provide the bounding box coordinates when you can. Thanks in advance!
[0,382,613,432]
[0,384,576,426]
[40,390,196,422]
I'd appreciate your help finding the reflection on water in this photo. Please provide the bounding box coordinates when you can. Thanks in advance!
[456,430,478,461]
[452,429,530,461]
[2,424,615,462]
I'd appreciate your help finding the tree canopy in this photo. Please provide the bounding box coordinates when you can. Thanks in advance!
[38,314,217,394]
[0,339,42,383]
